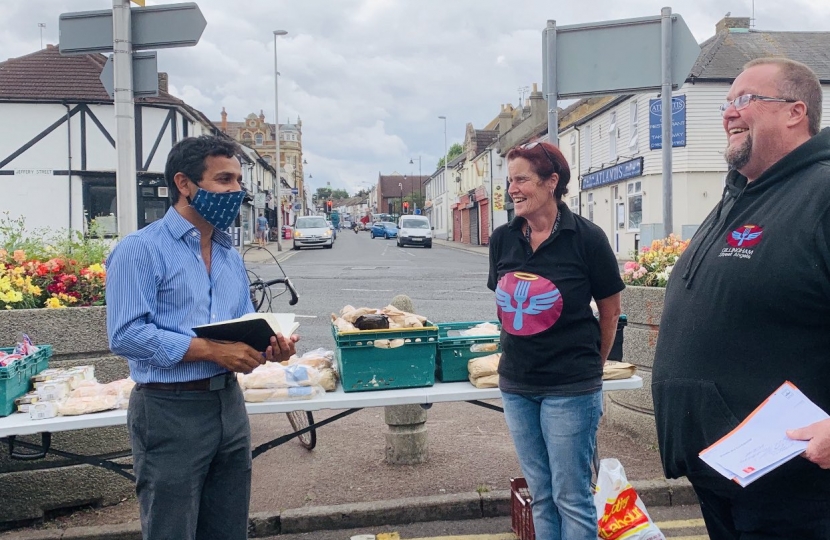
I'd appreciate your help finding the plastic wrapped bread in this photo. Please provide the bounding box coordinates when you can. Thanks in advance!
[57,394,119,416]
[331,314,357,333]
[468,353,501,379]
[238,363,322,389]
[469,374,499,389]
[460,322,500,337]
[243,385,323,402]
[602,361,637,380]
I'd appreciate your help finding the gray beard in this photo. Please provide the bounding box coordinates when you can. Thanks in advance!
[725,133,752,170]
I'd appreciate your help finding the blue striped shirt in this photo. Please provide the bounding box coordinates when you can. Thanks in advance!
[105,207,253,384]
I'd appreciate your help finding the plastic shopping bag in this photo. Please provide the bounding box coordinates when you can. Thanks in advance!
[594,458,665,540]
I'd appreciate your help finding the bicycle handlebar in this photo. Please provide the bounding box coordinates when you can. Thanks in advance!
[252,277,299,306]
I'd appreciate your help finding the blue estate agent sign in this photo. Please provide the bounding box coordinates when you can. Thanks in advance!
[649,94,687,149]
[581,157,644,190]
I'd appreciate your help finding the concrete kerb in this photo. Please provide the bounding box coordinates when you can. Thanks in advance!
[27,479,695,539]
[431,239,488,257]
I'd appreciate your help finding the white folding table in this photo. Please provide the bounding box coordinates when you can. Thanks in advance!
[0,376,642,481]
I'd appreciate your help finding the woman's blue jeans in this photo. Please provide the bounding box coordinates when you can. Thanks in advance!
[502,389,603,540]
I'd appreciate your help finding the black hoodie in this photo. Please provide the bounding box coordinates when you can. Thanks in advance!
[652,128,830,495]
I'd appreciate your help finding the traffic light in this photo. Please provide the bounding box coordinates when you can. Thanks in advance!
[326,200,333,212]
[403,201,409,213]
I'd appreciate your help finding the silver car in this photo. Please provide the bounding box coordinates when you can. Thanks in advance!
[293,216,334,250]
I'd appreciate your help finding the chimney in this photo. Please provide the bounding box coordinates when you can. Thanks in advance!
[157,72,169,93]
[716,16,750,34]
[221,107,227,132]
[529,82,545,123]
[498,104,513,136]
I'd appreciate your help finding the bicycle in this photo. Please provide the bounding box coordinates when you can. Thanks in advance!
[243,246,317,451]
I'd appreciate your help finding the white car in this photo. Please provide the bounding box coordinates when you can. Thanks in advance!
[293,216,334,250]
[397,215,433,248]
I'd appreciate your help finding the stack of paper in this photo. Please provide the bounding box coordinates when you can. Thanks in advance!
[699,381,829,487]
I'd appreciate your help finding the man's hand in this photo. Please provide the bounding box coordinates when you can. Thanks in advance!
[264,334,299,363]
[787,418,830,469]
[186,338,264,374]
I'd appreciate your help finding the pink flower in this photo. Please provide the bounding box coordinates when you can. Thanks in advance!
[624,261,638,272]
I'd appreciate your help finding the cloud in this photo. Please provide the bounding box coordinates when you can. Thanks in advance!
[2,0,829,196]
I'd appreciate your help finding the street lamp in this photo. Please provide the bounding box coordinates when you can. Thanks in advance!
[272,29,288,251]
[409,156,422,213]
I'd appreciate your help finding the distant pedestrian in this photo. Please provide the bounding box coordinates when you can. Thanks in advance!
[106,135,299,540]
[653,57,830,540]
[487,140,623,540]
[256,213,269,248]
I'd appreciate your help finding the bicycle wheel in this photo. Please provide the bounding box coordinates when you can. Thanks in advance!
[286,410,316,450]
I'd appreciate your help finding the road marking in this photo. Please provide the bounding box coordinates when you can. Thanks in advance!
[342,289,393,292]
[656,519,707,529]
[294,315,317,318]
[397,248,416,257]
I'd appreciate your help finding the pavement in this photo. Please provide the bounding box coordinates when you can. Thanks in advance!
[0,236,692,539]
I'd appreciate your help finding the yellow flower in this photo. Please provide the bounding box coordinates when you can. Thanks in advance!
[57,293,78,304]
[45,297,65,309]
[86,263,105,274]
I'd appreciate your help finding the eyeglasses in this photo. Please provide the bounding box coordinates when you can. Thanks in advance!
[719,94,797,116]
[521,141,557,170]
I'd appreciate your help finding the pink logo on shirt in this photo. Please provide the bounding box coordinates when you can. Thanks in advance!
[495,272,563,336]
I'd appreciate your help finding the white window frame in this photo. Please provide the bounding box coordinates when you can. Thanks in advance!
[608,112,617,160]
[255,133,263,146]
[629,101,639,151]
[569,133,577,165]
[569,196,579,215]
[627,180,642,231]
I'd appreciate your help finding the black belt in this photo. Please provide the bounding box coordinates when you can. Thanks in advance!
[138,372,236,392]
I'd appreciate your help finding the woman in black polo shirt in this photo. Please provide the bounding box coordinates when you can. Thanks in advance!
[488,141,623,540]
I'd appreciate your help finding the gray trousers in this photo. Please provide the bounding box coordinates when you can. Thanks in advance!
[127,379,252,540]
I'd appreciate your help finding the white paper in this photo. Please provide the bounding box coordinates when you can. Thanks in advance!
[699,381,829,487]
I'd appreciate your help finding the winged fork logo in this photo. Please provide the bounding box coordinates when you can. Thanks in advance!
[720,224,763,260]
[495,272,563,336]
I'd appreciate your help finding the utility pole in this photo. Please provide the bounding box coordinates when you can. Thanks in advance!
[113,0,138,237]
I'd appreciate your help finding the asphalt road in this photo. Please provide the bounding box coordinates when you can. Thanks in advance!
[243,229,494,356]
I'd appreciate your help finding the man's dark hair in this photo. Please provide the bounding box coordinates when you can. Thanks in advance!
[165,135,241,203]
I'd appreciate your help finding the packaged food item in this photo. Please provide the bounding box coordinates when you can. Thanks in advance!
[468,353,501,379]
[14,334,40,356]
[469,374,499,389]
[373,338,405,349]
[36,381,71,401]
[460,322,500,337]
[331,315,357,333]
[238,363,323,390]
[317,368,338,392]
[243,385,323,402]
[354,314,390,330]
[0,353,23,367]
[602,361,637,380]
[57,394,119,416]
[29,401,60,420]
[470,342,499,353]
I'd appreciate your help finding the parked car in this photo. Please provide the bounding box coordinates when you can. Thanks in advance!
[293,216,334,250]
[370,221,399,239]
[326,220,337,241]
[342,219,352,229]
[397,215,433,248]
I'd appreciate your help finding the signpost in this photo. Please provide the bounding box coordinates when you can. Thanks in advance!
[59,2,207,236]
[542,9,700,234]
[99,51,158,99]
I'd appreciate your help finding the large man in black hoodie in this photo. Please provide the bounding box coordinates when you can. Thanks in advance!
[653,57,830,539]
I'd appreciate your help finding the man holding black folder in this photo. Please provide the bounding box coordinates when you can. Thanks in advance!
[106,135,298,540]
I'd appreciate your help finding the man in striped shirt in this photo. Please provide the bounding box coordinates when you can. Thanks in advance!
[106,135,297,540]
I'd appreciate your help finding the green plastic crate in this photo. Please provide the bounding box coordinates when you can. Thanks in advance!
[0,345,52,417]
[332,323,439,392]
[436,321,501,382]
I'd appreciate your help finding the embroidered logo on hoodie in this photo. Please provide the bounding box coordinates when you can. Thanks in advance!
[719,224,763,259]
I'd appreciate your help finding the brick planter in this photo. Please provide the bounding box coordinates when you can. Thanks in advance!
[605,286,665,446]
[0,306,133,524]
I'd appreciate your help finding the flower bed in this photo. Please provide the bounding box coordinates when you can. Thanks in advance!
[621,234,689,287]
[0,213,110,309]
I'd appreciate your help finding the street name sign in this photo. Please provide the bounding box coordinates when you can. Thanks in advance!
[59,2,207,55]
[99,52,159,99]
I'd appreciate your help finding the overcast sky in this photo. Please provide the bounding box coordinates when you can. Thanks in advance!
[2,0,828,195]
